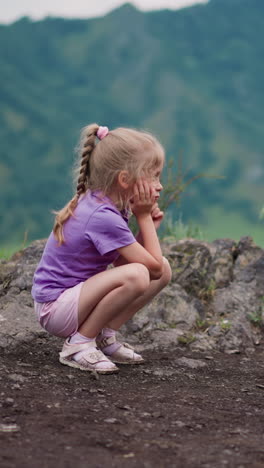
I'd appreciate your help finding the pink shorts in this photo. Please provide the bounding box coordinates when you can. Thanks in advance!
[34,282,84,338]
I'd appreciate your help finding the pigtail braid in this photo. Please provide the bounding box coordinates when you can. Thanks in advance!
[53,123,99,245]
[76,136,95,195]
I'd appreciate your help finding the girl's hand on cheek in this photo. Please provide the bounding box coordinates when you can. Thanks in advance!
[131,179,156,218]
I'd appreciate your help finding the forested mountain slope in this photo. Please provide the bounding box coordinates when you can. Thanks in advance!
[0,0,263,243]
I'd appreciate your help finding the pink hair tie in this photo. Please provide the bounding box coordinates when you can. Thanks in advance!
[97,126,109,140]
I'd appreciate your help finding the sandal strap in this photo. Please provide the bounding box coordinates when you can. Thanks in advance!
[98,335,116,348]
[60,340,97,359]
[122,342,134,350]
[97,335,135,352]
[81,349,108,364]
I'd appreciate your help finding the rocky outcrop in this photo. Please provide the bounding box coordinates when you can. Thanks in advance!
[0,240,45,348]
[123,236,264,353]
[0,237,263,353]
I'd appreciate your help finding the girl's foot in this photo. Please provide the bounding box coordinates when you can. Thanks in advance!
[96,329,144,365]
[59,338,119,374]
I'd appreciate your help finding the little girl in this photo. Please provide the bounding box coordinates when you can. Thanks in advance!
[32,124,172,374]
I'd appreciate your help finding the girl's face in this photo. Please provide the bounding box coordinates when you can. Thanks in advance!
[115,162,163,207]
[145,164,163,201]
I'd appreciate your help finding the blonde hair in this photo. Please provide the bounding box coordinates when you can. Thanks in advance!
[53,123,165,244]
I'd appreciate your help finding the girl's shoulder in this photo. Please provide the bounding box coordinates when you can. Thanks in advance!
[83,191,122,216]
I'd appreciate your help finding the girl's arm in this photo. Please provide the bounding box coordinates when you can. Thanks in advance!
[135,202,164,245]
[115,180,164,280]
[114,203,164,268]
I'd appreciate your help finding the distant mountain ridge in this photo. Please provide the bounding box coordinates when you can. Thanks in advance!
[0,0,263,243]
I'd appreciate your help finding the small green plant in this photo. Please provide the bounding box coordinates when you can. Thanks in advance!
[220,319,231,331]
[198,279,217,302]
[0,246,20,260]
[248,311,263,327]
[195,319,211,331]
[160,214,205,242]
[0,231,29,260]
[129,153,221,238]
[168,322,178,329]
[159,155,221,214]
[178,333,196,345]
[248,298,264,328]
[155,321,169,330]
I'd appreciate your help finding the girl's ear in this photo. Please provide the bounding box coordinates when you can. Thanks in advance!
[118,170,130,189]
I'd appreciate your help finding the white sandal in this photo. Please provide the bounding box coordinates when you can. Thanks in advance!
[97,335,144,365]
[59,338,119,374]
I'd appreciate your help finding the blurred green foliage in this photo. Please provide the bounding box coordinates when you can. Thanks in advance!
[0,0,264,245]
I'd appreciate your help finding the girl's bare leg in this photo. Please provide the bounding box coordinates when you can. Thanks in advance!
[107,257,172,330]
[77,263,150,338]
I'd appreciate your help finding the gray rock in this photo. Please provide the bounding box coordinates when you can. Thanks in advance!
[189,334,216,352]
[176,357,207,369]
[8,373,26,383]
[233,236,264,275]
[0,237,264,353]
[218,315,255,353]
[166,239,212,297]
[235,255,264,297]
[0,240,48,348]
[212,282,256,317]
[122,283,202,339]
[208,238,236,287]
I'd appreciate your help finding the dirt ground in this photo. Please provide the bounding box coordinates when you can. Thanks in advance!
[1,337,264,468]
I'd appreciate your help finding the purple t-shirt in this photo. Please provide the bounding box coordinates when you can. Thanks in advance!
[31,191,136,302]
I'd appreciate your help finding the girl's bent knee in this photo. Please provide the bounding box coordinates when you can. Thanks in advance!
[127,263,150,293]
[161,257,172,286]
